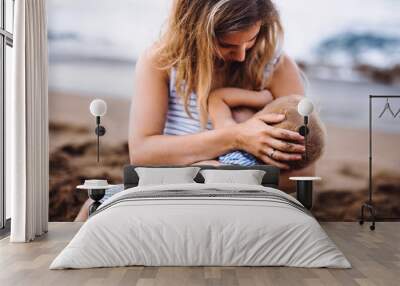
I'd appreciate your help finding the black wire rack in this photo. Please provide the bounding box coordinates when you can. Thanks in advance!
[359,95,400,231]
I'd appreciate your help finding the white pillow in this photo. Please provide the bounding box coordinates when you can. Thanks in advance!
[135,167,200,186]
[200,169,266,185]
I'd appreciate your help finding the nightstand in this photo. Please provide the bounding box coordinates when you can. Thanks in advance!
[289,176,321,210]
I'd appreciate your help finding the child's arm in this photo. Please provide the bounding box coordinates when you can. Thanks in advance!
[208,88,273,129]
[211,88,273,108]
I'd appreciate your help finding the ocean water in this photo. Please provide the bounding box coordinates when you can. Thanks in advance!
[307,79,400,133]
[47,0,400,132]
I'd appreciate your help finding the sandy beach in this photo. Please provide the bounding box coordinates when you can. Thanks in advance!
[49,91,400,221]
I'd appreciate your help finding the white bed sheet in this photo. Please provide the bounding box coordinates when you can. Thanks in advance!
[50,183,351,269]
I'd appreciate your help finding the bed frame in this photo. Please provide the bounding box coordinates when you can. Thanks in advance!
[123,165,280,189]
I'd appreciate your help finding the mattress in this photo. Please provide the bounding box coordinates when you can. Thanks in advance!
[50,183,351,269]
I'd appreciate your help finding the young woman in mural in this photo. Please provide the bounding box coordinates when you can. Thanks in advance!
[75,0,326,221]
[130,0,326,173]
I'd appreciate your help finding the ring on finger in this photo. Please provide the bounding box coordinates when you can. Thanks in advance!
[268,148,276,159]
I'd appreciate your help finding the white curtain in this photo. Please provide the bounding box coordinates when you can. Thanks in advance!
[8,0,49,242]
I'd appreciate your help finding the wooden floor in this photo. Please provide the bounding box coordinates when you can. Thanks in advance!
[0,222,399,286]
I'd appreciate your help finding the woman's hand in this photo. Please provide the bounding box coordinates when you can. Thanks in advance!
[234,113,305,169]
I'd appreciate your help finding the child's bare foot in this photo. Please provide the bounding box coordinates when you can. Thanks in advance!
[74,198,93,222]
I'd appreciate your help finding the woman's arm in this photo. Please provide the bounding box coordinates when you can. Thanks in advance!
[129,48,270,165]
[265,53,305,98]
[129,48,241,165]
[255,54,306,119]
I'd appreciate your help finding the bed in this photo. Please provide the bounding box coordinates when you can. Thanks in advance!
[50,165,351,269]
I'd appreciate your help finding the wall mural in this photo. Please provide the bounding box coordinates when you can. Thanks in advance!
[48,0,400,221]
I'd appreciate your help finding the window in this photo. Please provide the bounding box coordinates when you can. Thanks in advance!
[0,0,14,233]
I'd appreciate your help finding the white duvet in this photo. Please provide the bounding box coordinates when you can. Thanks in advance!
[50,183,351,269]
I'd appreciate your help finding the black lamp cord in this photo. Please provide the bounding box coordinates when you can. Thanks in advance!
[304,116,308,161]
[94,116,107,163]
[96,116,100,163]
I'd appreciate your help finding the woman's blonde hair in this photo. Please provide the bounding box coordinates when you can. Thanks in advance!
[156,0,283,127]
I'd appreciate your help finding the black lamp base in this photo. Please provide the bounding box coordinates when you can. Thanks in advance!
[296,180,313,210]
[88,189,105,216]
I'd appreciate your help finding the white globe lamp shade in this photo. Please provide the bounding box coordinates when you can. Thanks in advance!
[297,98,314,116]
[90,99,107,117]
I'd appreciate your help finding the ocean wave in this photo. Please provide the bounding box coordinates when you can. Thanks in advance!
[314,30,400,68]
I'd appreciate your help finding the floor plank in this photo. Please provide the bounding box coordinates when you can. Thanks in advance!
[0,222,398,286]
